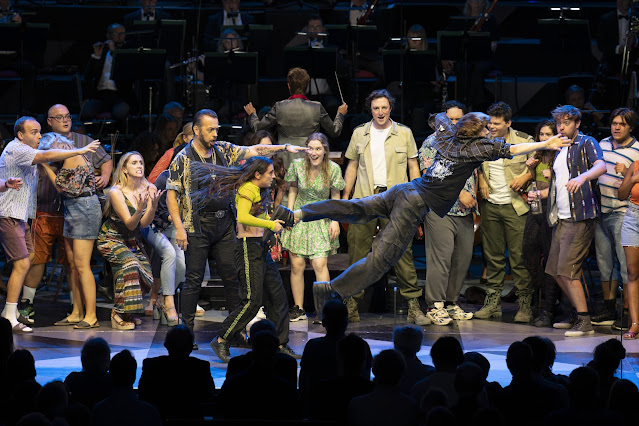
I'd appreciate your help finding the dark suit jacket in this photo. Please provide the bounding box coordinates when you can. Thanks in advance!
[84,50,134,101]
[138,355,215,420]
[123,9,172,49]
[123,9,172,30]
[203,11,256,52]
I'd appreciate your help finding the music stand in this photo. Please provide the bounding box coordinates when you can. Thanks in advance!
[204,51,258,85]
[325,24,349,50]
[283,46,337,79]
[383,50,437,122]
[537,19,592,76]
[112,48,167,125]
[131,20,186,63]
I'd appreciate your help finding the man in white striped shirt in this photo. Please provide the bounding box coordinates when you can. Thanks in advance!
[0,116,99,333]
[592,108,639,328]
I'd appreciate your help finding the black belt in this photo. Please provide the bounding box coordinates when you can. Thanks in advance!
[374,186,387,194]
[75,191,96,198]
[200,209,228,218]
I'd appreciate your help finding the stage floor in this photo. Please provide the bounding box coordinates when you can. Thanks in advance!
[12,293,639,390]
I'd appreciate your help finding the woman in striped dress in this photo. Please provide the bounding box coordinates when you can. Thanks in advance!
[98,152,163,330]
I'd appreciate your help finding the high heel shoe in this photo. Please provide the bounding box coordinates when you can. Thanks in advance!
[157,302,179,326]
[145,299,157,316]
[111,310,135,330]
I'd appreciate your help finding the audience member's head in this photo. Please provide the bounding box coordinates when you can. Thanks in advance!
[8,349,37,382]
[430,336,464,372]
[463,351,490,382]
[337,333,372,378]
[522,336,553,374]
[393,325,423,359]
[406,24,427,50]
[250,330,280,365]
[608,378,639,412]
[372,349,405,387]
[322,300,349,336]
[109,350,137,389]
[164,325,194,358]
[506,341,533,378]
[591,338,626,377]
[568,366,600,408]
[16,412,52,426]
[249,318,277,341]
[455,361,485,396]
[0,317,14,368]
[35,381,68,421]
[425,406,455,425]
[81,337,110,374]
[420,388,449,414]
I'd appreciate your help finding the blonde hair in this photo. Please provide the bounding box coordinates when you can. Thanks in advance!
[103,151,149,217]
[174,122,193,148]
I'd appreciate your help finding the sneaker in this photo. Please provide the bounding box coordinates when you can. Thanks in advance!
[612,309,630,331]
[553,312,577,329]
[564,317,595,337]
[210,336,231,363]
[256,306,267,319]
[426,302,453,326]
[18,298,34,319]
[289,305,307,322]
[590,307,616,326]
[533,311,552,328]
[279,344,302,359]
[446,304,473,320]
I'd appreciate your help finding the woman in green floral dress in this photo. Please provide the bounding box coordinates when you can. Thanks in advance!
[281,133,345,321]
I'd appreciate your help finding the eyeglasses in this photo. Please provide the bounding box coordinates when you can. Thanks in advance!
[48,114,72,122]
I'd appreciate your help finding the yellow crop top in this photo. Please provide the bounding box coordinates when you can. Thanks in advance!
[235,181,275,231]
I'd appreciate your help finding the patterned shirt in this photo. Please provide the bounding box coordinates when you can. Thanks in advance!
[0,139,38,221]
[597,136,639,214]
[418,133,478,217]
[412,113,511,217]
[45,132,111,169]
[547,133,604,225]
[166,141,246,234]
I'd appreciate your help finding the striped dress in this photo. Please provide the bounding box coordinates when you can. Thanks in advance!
[97,197,152,313]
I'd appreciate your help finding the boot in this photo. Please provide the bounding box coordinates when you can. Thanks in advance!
[345,297,360,323]
[407,298,431,326]
[514,291,533,323]
[474,289,502,319]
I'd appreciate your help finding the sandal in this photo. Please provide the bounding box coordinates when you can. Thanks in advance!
[145,299,157,316]
[623,323,639,340]
[74,320,100,329]
[111,310,135,330]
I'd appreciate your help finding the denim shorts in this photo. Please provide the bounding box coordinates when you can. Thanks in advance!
[622,203,639,247]
[63,195,102,240]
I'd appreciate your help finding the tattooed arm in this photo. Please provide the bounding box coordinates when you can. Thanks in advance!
[243,143,308,159]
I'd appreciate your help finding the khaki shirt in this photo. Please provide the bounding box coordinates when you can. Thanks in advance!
[345,120,417,199]
[480,127,534,215]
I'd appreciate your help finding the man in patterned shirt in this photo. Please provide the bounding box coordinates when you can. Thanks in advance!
[166,109,306,351]
[419,101,475,325]
[529,105,606,337]
[0,116,99,333]
[299,111,571,318]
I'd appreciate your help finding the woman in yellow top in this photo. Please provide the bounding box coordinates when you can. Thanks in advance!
[199,156,300,362]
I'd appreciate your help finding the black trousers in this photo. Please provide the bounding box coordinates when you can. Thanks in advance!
[219,237,290,345]
[182,213,240,333]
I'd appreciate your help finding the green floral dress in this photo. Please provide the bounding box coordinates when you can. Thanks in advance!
[281,159,345,259]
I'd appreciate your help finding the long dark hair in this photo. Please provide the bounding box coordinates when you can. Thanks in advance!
[194,156,273,216]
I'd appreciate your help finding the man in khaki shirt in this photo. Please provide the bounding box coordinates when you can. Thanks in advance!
[476,102,535,322]
[342,89,429,325]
